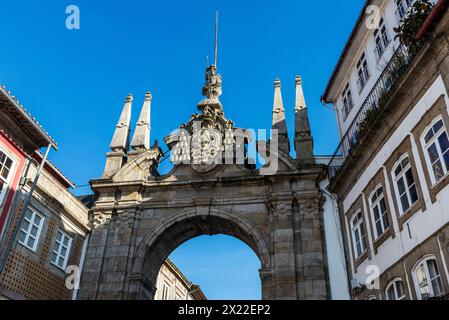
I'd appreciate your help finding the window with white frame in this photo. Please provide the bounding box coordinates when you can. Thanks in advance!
[393,155,419,215]
[413,257,444,300]
[374,18,391,61]
[0,149,15,206]
[342,82,354,120]
[351,211,367,259]
[395,0,414,20]
[18,208,44,252]
[175,292,183,300]
[386,279,406,300]
[356,53,370,93]
[369,186,390,239]
[162,282,171,300]
[50,230,72,270]
[422,117,449,184]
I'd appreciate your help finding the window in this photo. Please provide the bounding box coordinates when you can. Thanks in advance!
[18,208,44,252]
[356,53,370,93]
[422,118,449,184]
[369,186,390,239]
[175,293,183,300]
[351,211,367,259]
[413,257,444,300]
[396,0,414,20]
[0,149,14,206]
[162,283,171,300]
[349,130,358,147]
[51,230,72,270]
[386,279,406,300]
[342,83,354,120]
[393,156,419,214]
[374,18,391,60]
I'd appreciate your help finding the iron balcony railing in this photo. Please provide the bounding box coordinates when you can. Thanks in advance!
[327,41,421,179]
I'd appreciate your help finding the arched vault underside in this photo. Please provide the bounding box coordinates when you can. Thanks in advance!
[133,210,270,299]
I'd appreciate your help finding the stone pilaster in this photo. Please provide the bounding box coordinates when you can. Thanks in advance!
[79,208,141,300]
[295,192,328,300]
[127,273,156,300]
[269,194,297,300]
[259,269,275,300]
[78,210,113,300]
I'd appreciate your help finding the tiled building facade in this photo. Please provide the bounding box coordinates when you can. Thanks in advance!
[0,85,206,301]
[0,85,90,300]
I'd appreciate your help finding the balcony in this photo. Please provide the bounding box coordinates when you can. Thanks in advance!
[327,42,422,179]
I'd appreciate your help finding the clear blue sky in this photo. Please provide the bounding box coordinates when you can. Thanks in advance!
[0,0,365,299]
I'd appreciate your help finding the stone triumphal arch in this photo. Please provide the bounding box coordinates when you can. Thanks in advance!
[78,64,329,300]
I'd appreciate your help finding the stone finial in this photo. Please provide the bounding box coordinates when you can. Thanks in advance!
[273,79,283,111]
[110,94,133,152]
[104,94,133,178]
[295,76,311,135]
[294,76,314,165]
[198,65,223,112]
[272,79,290,154]
[131,92,152,151]
[295,76,306,112]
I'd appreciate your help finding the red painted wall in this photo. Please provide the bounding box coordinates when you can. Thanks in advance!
[0,130,26,234]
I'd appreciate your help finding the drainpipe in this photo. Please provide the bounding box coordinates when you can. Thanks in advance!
[72,233,90,300]
[0,143,52,276]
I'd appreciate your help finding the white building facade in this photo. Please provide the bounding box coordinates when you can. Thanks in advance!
[323,0,449,300]
[155,259,206,300]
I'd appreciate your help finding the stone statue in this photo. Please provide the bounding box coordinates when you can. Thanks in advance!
[201,65,222,103]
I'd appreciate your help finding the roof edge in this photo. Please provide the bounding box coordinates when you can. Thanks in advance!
[33,151,75,189]
[0,84,58,150]
[321,0,372,104]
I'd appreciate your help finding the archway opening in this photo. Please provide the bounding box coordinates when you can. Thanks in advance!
[136,213,270,300]
[158,235,262,300]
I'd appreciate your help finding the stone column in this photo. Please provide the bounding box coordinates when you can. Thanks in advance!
[269,194,297,300]
[296,193,328,300]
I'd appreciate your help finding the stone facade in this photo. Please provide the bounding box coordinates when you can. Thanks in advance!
[78,62,330,300]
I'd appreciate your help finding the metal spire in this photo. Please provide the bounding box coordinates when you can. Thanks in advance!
[214,11,219,67]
